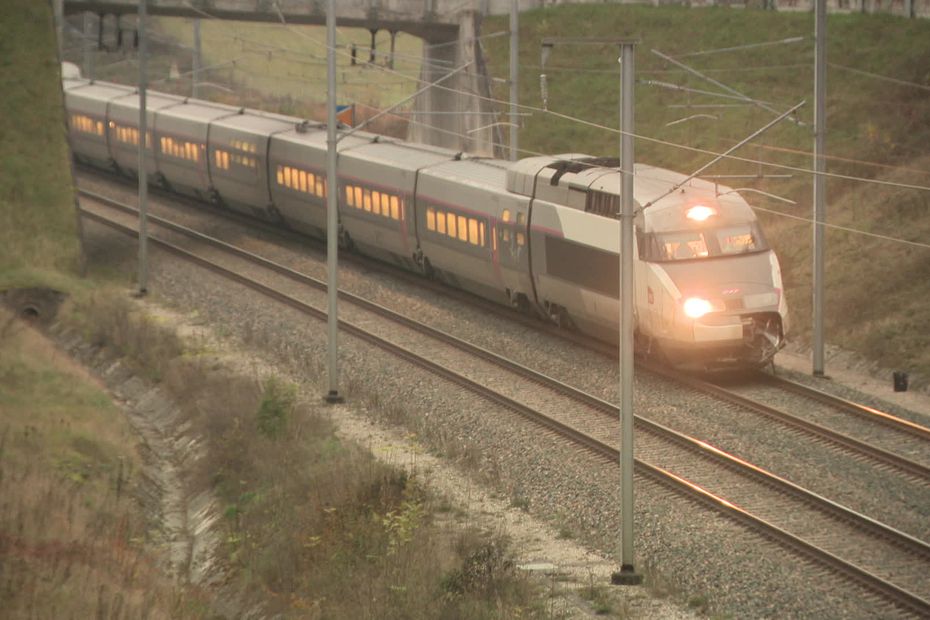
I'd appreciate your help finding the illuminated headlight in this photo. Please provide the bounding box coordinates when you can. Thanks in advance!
[686,205,716,221]
[683,297,714,319]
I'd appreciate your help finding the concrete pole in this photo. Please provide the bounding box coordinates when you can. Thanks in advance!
[192,19,202,98]
[612,41,642,587]
[389,30,397,69]
[53,0,64,55]
[83,12,96,80]
[509,0,519,161]
[325,0,344,404]
[137,0,149,296]
[812,0,826,376]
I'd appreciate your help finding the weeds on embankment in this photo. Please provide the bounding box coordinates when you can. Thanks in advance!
[6,290,548,618]
[162,337,545,618]
[0,306,210,618]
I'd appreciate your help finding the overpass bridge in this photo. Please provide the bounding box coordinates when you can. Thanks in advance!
[60,0,513,155]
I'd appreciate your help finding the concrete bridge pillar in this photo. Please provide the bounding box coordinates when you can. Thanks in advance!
[407,11,501,156]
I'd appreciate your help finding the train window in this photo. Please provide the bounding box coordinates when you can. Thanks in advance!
[586,190,619,218]
[501,227,511,243]
[298,170,308,193]
[345,186,354,206]
[371,191,382,215]
[362,189,371,212]
[715,226,760,254]
[491,226,497,252]
[316,178,325,197]
[276,166,284,186]
[516,212,526,246]
[479,221,486,247]
[353,187,363,209]
[437,210,447,234]
[391,196,401,220]
[468,218,479,245]
[502,209,511,223]
[72,114,105,136]
[426,207,436,231]
[446,213,457,238]
[457,216,468,242]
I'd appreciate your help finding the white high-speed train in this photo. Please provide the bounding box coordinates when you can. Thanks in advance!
[63,69,788,370]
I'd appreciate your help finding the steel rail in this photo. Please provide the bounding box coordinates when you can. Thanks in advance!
[760,372,930,441]
[644,361,930,483]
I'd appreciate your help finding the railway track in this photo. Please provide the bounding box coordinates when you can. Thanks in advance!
[79,189,930,617]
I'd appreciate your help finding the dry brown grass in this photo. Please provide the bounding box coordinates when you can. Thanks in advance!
[0,308,208,618]
[167,359,544,618]
[52,292,547,617]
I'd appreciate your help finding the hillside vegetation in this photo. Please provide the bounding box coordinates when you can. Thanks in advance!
[0,0,82,288]
[484,5,930,382]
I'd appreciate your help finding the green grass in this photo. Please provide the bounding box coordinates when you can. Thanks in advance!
[152,17,423,113]
[484,5,930,381]
[0,307,207,618]
[0,0,82,280]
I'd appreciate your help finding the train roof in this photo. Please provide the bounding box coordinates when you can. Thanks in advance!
[209,109,297,135]
[419,157,510,191]
[109,91,185,111]
[65,81,135,100]
[155,98,241,122]
[338,137,454,171]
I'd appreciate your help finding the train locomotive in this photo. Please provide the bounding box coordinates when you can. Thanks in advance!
[62,69,788,370]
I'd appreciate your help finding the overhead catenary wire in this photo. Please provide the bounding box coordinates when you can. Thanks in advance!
[751,204,930,250]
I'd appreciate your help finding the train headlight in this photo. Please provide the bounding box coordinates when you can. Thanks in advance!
[683,297,714,319]
[686,205,716,222]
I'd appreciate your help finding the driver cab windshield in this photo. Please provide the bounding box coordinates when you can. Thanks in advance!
[639,223,768,262]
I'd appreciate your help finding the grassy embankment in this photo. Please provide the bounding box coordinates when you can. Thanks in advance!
[64,295,545,618]
[3,5,548,617]
[483,5,930,380]
[0,2,199,615]
[0,0,82,290]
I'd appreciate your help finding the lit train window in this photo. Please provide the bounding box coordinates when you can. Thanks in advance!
[716,228,757,254]
[315,178,325,197]
[457,215,468,242]
[468,219,479,245]
[343,184,401,220]
[299,170,308,193]
[160,136,201,162]
[423,205,486,248]
[516,212,526,246]
[71,114,105,136]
